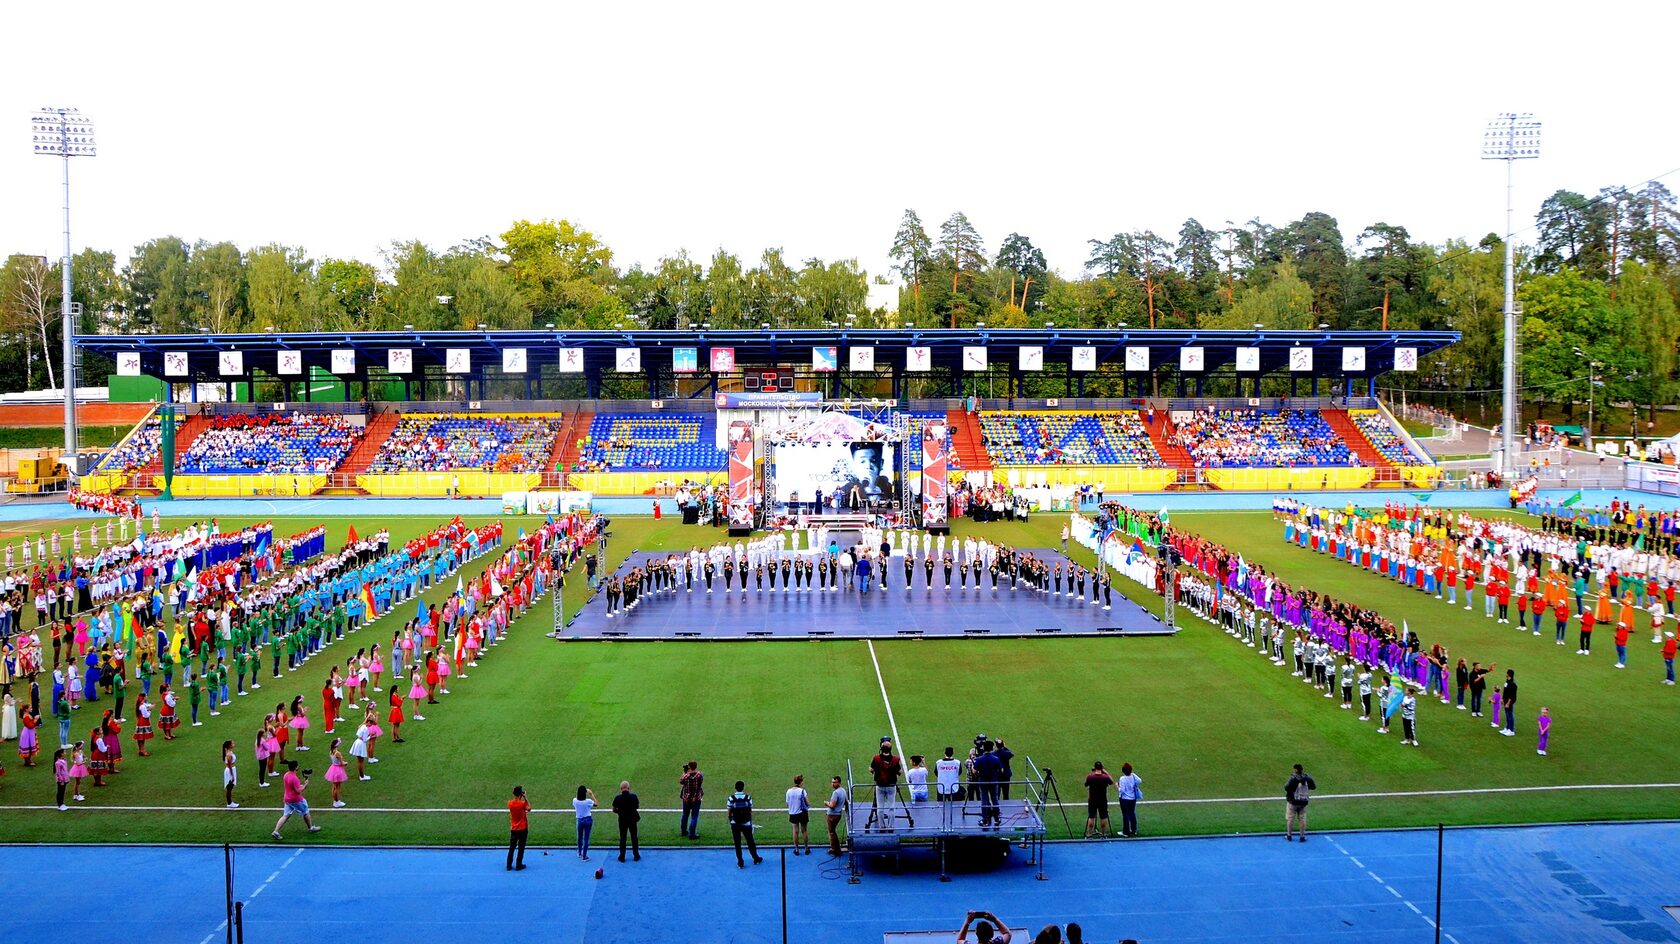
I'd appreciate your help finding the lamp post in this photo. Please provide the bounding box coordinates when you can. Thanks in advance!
[1481,112,1541,476]
[30,107,96,477]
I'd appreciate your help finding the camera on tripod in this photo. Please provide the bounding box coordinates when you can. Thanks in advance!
[973,733,988,751]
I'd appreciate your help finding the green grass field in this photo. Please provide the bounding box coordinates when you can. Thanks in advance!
[1,507,1674,846]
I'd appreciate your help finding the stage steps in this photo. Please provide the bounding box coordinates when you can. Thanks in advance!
[945,409,993,471]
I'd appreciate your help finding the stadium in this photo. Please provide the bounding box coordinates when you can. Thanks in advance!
[8,7,1680,943]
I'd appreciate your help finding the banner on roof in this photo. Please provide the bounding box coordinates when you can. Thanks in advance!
[812,346,838,372]
[330,349,355,374]
[672,347,698,372]
[1236,347,1261,372]
[1393,347,1418,372]
[1179,346,1204,371]
[388,349,413,374]
[850,346,876,371]
[1341,347,1366,372]
[163,352,190,377]
[727,420,755,528]
[962,346,988,371]
[1125,346,1149,371]
[446,348,471,373]
[710,347,736,372]
[218,351,244,376]
[906,346,932,372]
[616,348,642,373]
[1288,347,1313,372]
[714,391,822,409]
[1071,346,1097,371]
[502,348,527,374]
[278,351,304,376]
[1018,346,1043,371]
[117,352,142,376]
[558,348,585,373]
[921,419,950,528]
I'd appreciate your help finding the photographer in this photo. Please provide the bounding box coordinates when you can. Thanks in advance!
[271,760,320,840]
[956,909,1013,944]
[869,737,903,830]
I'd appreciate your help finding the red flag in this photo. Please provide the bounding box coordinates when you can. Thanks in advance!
[347,524,359,544]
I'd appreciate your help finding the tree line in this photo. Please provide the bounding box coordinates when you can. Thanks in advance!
[1,181,1676,428]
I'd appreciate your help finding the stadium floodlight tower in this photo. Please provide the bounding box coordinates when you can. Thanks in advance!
[31,107,97,475]
[1481,112,1541,476]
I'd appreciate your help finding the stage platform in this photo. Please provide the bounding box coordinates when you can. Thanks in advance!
[845,796,1046,843]
[562,549,1172,640]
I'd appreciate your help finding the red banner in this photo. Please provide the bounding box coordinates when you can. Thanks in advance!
[921,420,949,527]
[728,421,755,527]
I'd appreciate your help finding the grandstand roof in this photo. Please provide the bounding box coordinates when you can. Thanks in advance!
[79,328,1458,382]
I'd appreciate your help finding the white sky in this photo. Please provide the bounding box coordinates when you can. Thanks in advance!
[4,0,1678,283]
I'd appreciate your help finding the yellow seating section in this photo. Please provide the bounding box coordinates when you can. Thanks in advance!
[994,466,1178,491]
[565,471,727,495]
[356,472,542,497]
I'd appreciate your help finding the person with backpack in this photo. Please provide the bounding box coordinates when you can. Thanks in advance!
[1284,763,1315,842]
[726,780,763,868]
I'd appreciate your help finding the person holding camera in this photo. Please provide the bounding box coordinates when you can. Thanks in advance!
[506,785,530,871]
[869,737,903,831]
[678,760,704,840]
[271,760,320,840]
[973,741,1003,828]
[956,909,1013,944]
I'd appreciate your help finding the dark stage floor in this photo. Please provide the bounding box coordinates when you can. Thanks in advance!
[562,549,1172,640]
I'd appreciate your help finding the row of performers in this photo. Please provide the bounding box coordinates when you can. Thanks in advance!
[601,547,1120,613]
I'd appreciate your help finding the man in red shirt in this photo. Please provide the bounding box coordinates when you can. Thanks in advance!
[1579,608,1595,655]
[1663,632,1678,684]
[507,785,530,871]
[868,738,904,831]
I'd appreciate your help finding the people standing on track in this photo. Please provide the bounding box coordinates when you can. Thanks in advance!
[1083,761,1113,838]
[726,780,763,868]
[785,774,812,855]
[613,780,641,862]
[1284,763,1315,842]
[679,761,704,839]
[1116,762,1143,838]
[573,785,596,860]
[507,785,530,871]
[824,775,848,856]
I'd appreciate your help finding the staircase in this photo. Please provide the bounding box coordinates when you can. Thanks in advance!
[1322,409,1394,469]
[552,409,592,481]
[1141,409,1201,490]
[945,409,993,472]
[1143,410,1196,471]
[330,408,403,480]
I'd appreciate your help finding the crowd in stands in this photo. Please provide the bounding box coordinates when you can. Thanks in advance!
[365,414,563,474]
[178,414,364,475]
[1350,411,1421,465]
[1173,408,1352,468]
[98,419,162,473]
[978,412,1163,467]
[573,414,723,473]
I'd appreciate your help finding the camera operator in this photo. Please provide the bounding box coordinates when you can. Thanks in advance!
[869,737,903,830]
[973,740,1003,828]
[271,759,320,839]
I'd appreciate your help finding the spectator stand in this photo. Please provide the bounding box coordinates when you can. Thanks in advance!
[843,756,1049,883]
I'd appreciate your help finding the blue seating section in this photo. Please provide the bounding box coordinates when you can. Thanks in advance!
[178,414,364,474]
[578,414,723,471]
[366,414,563,473]
[1178,409,1351,468]
[978,412,1163,466]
